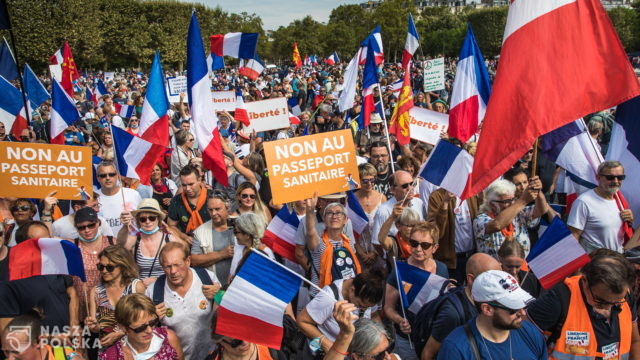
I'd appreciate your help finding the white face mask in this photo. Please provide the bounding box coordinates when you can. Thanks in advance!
[126,332,164,360]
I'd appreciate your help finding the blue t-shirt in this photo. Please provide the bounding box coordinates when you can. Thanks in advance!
[437,318,547,360]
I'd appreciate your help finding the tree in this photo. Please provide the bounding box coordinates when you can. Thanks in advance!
[608,7,640,51]
[466,7,508,57]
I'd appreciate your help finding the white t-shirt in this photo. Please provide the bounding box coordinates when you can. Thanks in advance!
[52,214,114,240]
[305,279,376,341]
[453,200,474,253]
[567,189,624,253]
[371,197,425,245]
[145,268,219,360]
[96,187,142,235]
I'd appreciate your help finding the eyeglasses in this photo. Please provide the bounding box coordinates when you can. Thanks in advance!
[128,318,159,333]
[409,239,434,250]
[488,302,522,315]
[356,345,392,360]
[98,172,117,178]
[76,222,98,231]
[398,182,413,189]
[240,193,256,200]
[96,264,117,272]
[586,284,627,307]
[361,178,374,184]
[492,198,514,205]
[11,205,31,212]
[138,215,158,223]
[222,338,243,348]
[600,174,626,181]
[325,211,346,218]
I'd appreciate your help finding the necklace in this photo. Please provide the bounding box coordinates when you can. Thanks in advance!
[480,331,512,360]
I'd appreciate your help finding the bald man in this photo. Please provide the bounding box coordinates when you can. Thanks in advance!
[421,253,501,360]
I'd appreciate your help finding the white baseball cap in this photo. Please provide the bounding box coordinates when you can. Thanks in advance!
[472,270,534,310]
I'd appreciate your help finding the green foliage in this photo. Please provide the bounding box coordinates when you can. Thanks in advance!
[466,6,508,57]
[607,7,640,51]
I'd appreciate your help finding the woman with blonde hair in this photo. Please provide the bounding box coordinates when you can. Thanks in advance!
[231,182,272,224]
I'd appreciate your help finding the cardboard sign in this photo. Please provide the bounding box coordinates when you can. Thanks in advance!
[243,97,290,133]
[166,76,188,103]
[264,129,360,204]
[409,107,449,145]
[211,90,236,112]
[0,142,93,200]
[423,58,445,92]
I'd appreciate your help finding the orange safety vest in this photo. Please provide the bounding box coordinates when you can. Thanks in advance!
[549,276,632,360]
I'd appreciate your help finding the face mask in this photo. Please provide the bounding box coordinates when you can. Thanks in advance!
[79,229,101,243]
[130,123,139,129]
[140,226,160,235]
[126,333,164,360]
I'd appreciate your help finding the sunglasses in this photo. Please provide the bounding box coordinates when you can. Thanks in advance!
[128,318,159,333]
[138,215,158,223]
[240,193,256,199]
[488,302,522,315]
[98,172,117,178]
[11,205,31,212]
[600,174,626,181]
[398,182,413,189]
[76,222,98,231]
[361,178,374,184]
[222,339,243,348]
[409,239,434,250]
[96,264,117,272]
[356,344,392,360]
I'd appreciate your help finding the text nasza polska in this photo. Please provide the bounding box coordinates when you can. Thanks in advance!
[2,147,87,187]
[272,135,349,187]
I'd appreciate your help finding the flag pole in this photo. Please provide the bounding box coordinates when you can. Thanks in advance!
[392,257,413,349]
[377,83,396,173]
[530,138,539,177]
[4,28,31,126]
[107,123,129,208]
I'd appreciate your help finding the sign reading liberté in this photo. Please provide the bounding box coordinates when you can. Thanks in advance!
[409,107,449,145]
[263,129,360,204]
[210,90,236,112]
[243,97,290,133]
[423,58,445,92]
[0,142,93,200]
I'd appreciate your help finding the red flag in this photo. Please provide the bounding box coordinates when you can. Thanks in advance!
[60,42,79,96]
[389,63,413,146]
[466,0,640,198]
[292,42,302,68]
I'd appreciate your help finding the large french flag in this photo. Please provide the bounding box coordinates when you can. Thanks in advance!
[9,238,86,281]
[0,75,28,139]
[419,140,473,198]
[139,51,170,147]
[50,79,79,144]
[346,190,369,237]
[111,125,165,185]
[188,11,228,186]
[359,26,384,65]
[238,57,264,81]
[337,47,361,113]
[360,38,379,129]
[396,260,448,314]
[527,217,590,289]
[262,205,300,262]
[114,103,135,119]
[210,32,259,59]
[467,0,640,198]
[217,251,301,349]
[234,88,250,126]
[325,52,339,65]
[401,14,419,68]
[448,25,491,143]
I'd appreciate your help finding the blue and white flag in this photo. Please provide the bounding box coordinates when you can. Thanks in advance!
[346,190,369,237]
[0,37,17,80]
[419,140,473,198]
[23,63,50,111]
[396,261,448,314]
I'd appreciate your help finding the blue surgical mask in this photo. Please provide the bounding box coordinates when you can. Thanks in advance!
[79,230,101,243]
[140,226,160,235]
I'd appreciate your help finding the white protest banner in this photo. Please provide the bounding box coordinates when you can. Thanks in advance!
[409,107,449,145]
[49,65,62,81]
[211,90,236,112]
[243,97,290,133]
[104,72,115,81]
[423,58,445,92]
[166,76,189,103]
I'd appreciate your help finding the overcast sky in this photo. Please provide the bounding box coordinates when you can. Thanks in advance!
[190,0,364,30]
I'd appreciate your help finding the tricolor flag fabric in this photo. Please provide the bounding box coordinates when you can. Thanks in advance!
[359,26,384,65]
[49,48,63,65]
[346,190,369,237]
[292,42,302,68]
[95,79,109,99]
[389,78,403,93]
[0,75,27,139]
[303,55,310,67]
[114,103,135,119]
[448,25,490,143]
[262,205,301,262]
[419,140,473,198]
[111,125,165,185]
[389,64,413,146]
[238,57,264,81]
[139,51,170,147]
[325,52,339,65]
[187,11,228,186]
[310,55,318,66]
[337,48,362,113]
[206,53,225,72]
[287,97,301,116]
[288,112,300,125]
[0,37,17,80]
[396,260,449,314]
[526,217,590,289]
[234,89,250,126]
[210,32,259,59]
[468,0,640,199]
[23,63,50,112]
[401,14,419,68]
[50,79,79,144]
[9,238,86,281]
[360,38,379,129]
[85,86,95,106]
[217,251,302,349]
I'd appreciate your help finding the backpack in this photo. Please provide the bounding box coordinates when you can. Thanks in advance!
[151,267,213,304]
[410,285,470,357]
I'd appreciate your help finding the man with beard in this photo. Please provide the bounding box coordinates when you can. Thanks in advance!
[568,160,633,253]
[437,270,546,359]
[369,141,394,199]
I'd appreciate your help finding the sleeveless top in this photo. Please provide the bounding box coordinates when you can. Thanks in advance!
[135,233,169,279]
[95,279,140,336]
[99,326,179,360]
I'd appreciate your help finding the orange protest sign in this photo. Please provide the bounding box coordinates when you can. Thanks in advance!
[0,142,93,200]
[263,129,360,204]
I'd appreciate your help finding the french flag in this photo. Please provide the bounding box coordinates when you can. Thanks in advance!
[0,75,28,139]
[23,63,50,112]
[50,79,79,144]
[396,260,449,314]
[210,32,259,59]
[401,14,419,68]
[262,205,300,262]
[111,125,165,185]
[360,37,379,129]
[526,217,590,289]
[139,51,170,147]
[420,140,473,198]
[85,86,95,106]
[346,190,369,237]
[325,52,339,65]
[390,78,403,93]
[288,112,300,125]
[311,55,318,66]
[9,238,86,281]
[359,26,384,65]
[448,24,491,143]
[114,103,135,118]
[338,48,362,112]
[95,79,109,99]
[92,155,102,190]
[188,11,228,186]
[234,88,250,126]
[207,53,225,71]
[49,48,63,65]
[303,55,310,67]
[287,97,301,116]
[238,57,264,81]
[217,251,301,349]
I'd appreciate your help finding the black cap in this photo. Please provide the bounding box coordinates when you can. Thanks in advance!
[74,207,99,225]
